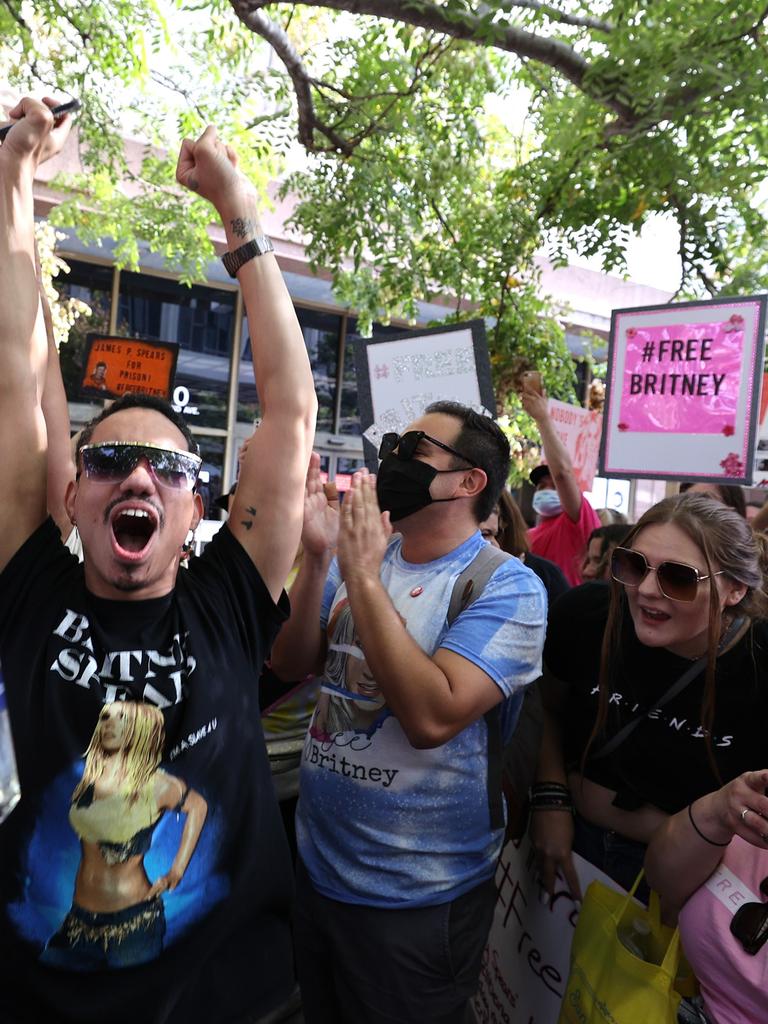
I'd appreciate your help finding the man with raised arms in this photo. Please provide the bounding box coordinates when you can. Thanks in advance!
[0,97,316,1023]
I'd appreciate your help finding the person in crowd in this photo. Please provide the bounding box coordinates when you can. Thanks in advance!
[748,494,768,533]
[520,381,601,586]
[271,403,547,1024]
[581,523,632,582]
[679,481,746,518]
[745,500,763,525]
[645,769,768,1024]
[0,98,315,1023]
[532,492,768,900]
[480,489,568,839]
[480,488,569,605]
[596,507,629,526]
[259,460,340,861]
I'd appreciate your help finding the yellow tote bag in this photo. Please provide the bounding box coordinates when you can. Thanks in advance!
[558,872,681,1024]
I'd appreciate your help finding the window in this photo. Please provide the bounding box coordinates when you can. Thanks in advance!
[118,272,236,430]
[238,306,340,434]
[194,434,226,521]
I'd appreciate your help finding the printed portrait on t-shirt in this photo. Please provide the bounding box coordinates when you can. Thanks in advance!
[8,700,227,971]
[312,599,392,739]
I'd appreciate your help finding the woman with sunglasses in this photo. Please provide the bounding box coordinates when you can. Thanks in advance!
[645,768,768,1022]
[533,492,768,900]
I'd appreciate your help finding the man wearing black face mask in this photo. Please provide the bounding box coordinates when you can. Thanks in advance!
[271,401,547,1024]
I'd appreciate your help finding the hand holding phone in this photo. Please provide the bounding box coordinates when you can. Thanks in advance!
[0,98,80,143]
[522,370,543,395]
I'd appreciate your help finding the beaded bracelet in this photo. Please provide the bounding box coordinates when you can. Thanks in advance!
[530,783,571,799]
[687,801,730,847]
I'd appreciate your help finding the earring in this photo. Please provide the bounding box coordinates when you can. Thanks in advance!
[181,528,197,561]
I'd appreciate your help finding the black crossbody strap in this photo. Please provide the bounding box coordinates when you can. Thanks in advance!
[592,615,746,761]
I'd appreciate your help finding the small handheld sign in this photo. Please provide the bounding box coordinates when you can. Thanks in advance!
[80,334,179,402]
[352,319,496,471]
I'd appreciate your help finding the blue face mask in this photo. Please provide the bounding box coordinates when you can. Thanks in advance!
[532,489,563,519]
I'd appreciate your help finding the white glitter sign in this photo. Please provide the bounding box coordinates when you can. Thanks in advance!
[354,320,496,466]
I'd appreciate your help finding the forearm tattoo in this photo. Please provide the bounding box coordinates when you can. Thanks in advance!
[230,217,258,239]
[241,505,257,531]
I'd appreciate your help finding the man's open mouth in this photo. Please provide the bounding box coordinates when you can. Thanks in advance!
[110,505,159,560]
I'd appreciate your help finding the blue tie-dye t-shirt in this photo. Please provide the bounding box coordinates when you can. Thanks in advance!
[296,530,547,908]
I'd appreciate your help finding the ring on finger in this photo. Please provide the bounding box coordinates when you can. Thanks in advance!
[741,807,750,824]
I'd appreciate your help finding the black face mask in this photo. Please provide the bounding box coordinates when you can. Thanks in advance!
[376,455,459,522]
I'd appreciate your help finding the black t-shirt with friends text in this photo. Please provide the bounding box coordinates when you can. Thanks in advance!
[0,518,293,1024]
[544,582,768,813]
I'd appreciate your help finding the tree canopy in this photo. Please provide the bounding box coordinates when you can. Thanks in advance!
[3,0,767,447]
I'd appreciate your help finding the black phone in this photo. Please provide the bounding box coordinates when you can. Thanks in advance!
[0,98,81,142]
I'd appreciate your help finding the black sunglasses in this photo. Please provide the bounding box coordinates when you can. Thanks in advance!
[611,546,724,603]
[79,442,202,491]
[730,876,768,954]
[378,431,477,467]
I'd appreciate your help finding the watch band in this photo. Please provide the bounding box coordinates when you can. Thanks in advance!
[221,235,274,277]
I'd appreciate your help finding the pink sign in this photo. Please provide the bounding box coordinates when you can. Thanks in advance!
[547,399,602,492]
[618,316,744,434]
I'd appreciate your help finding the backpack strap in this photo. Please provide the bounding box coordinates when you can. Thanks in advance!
[447,543,514,626]
[447,542,516,830]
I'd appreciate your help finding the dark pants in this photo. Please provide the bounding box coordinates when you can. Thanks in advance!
[572,813,649,900]
[294,859,496,1024]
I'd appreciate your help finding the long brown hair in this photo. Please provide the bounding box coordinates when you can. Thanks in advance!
[496,489,530,557]
[585,492,768,779]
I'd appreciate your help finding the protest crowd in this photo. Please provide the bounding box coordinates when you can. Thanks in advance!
[2,97,768,1024]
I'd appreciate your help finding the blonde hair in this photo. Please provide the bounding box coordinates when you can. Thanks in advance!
[73,702,165,807]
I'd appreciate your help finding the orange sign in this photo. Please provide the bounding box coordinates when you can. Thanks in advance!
[80,334,179,401]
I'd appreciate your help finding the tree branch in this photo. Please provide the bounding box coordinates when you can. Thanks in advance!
[151,71,208,122]
[493,0,613,34]
[1,0,31,33]
[229,0,636,123]
[229,0,356,154]
[669,196,717,299]
[427,198,468,313]
[310,39,451,147]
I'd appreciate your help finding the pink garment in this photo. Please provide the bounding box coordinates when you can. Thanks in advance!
[527,496,600,587]
[678,837,768,1024]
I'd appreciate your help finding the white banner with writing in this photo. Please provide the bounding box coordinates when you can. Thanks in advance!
[471,836,617,1024]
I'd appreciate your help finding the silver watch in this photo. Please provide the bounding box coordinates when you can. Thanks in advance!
[221,234,274,277]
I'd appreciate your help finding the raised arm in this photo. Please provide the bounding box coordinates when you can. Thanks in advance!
[175,127,317,601]
[270,453,337,680]
[36,250,76,539]
[520,384,582,522]
[0,98,72,571]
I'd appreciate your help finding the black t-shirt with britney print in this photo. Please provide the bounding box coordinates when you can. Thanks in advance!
[0,518,293,1024]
